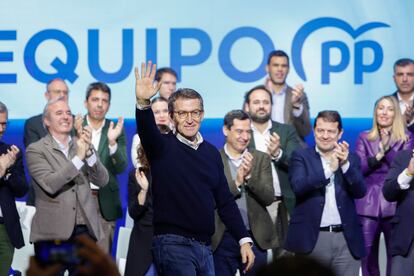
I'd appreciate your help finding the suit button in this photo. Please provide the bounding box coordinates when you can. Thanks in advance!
[338,206,341,209]
[72,189,75,192]
[72,207,76,211]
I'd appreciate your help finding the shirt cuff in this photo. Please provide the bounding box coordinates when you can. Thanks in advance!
[292,103,304,117]
[109,142,118,155]
[397,169,412,190]
[72,156,84,170]
[86,152,97,167]
[341,161,350,173]
[272,149,283,161]
[136,102,151,110]
[239,237,253,246]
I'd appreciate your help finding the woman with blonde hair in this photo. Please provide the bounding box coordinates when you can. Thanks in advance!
[355,95,414,276]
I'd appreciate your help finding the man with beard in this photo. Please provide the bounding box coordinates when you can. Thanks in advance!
[265,50,311,145]
[244,85,300,258]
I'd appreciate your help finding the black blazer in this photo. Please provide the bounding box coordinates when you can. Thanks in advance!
[285,147,366,258]
[0,142,28,249]
[391,92,414,133]
[125,169,153,276]
[383,149,414,256]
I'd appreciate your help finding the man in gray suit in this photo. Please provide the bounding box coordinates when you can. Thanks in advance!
[26,97,108,247]
[212,110,274,276]
[265,50,311,145]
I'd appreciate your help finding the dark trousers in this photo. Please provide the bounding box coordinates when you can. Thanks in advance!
[0,223,14,276]
[152,234,214,276]
[213,231,267,276]
[360,215,393,276]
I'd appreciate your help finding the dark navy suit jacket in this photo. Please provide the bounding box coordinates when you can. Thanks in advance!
[284,147,366,258]
[0,142,28,249]
[383,149,414,256]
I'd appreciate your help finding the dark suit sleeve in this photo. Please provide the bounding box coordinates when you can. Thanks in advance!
[246,153,274,206]
[1,150,28,197]
[342,154,366,199]
[128,171,150,220]
[24,118,42,147]
[136,107,167,160]
[383,151,410,202]
[273,124,300,169]
[289,150,329,197]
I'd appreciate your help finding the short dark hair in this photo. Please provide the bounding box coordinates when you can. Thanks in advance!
[155,67,178,82]
[394,58,414,72]
[85,82,111,102]
[168,88,204,114]
[224,110,250,129]
[244,85,273,105]
[314,110,343,131]
[267,50,290,66]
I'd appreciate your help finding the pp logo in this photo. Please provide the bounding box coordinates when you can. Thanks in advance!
[291,17,390,84]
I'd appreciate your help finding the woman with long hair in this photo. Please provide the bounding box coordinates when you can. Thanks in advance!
[355,95,414,276]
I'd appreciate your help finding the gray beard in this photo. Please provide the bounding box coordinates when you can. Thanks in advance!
[250,113,271,124]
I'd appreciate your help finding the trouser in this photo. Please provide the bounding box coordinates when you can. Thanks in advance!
[91,191,116,254]
[309,231,360,276]
[152,234,214,276]
[359,215,393,276]
[213,231,267,276]
[391,240,414,276]
[0,223,14,276]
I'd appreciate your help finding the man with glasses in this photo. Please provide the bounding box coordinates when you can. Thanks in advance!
[135,62,255,275]
[0,101,28,275]
[24,78,70,206]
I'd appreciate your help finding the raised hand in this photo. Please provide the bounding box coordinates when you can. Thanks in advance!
[135,168,149,192]
[235,152,253,187]
[107,117,124,146]
[404,104,414,124]
[74,114,84,137]
[379,128,391,151]
[0,145,19,176]
[266,132,281,158]
[135,61,162,103]
[335,141,349,166]
[291,83,304,106]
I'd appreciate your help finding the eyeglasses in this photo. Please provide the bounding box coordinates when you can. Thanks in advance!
[173,110,203,120]
[0,121,7,128]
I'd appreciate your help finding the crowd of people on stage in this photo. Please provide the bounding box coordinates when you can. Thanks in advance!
[1,51,414,276]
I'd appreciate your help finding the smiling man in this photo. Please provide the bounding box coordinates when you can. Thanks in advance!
[285,110,366,276]
[135,62,255,276]
[82,82,127,254]
[211,110,274,276]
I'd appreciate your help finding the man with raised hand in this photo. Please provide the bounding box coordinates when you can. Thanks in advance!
[135,61,254,275]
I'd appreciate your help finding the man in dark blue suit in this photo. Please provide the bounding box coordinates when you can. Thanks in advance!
[383,149,414,275]
[0,101,28,275]
[285,110,366,276]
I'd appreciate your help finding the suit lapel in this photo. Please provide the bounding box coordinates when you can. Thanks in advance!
[284,86,292,123]
[98,120,109,156]
[219,149,233,183]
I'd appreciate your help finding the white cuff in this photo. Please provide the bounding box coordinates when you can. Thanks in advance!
[72,156,84,170]
[272,149,283,161]
[239,237,253,246]
[341,161,350,173]
[397,169,412,190]
[86,152,97,167]
[109,142,118,155]
[292,103,304,117]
